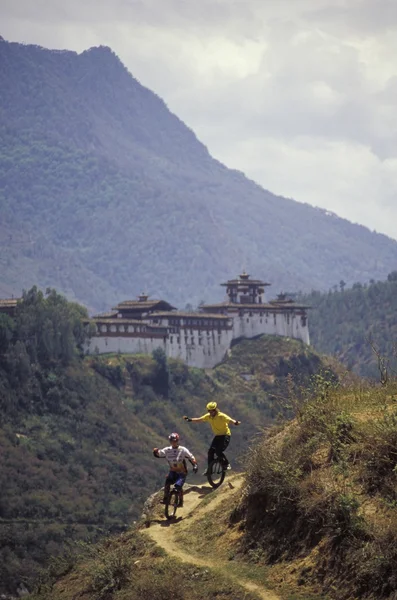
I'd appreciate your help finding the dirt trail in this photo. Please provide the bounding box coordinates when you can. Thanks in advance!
[143,475,280,600]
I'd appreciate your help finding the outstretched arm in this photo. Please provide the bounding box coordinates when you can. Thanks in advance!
[226,416,241,426]
[183,415,206,423]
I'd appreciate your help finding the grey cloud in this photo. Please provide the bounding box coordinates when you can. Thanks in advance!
[306,0,397,35]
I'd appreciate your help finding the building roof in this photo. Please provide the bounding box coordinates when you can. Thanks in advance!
[88,317,145,325]
[201,301,310,310]
[0,298,19,308]
[0,298,20,316]
[112,299,176,312]
[86,317,168,330]
[220,272,271,287]
[270,300,311,309]
[91,311,119,319]
[201,302,274,309]
[149,311,230,320]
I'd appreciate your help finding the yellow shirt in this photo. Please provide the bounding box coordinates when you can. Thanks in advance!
[201,411,234,436]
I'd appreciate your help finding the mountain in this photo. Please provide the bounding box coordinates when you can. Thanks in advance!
[2,38,397,312]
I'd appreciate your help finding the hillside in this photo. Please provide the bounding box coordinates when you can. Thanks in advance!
[29,372,397,600]
[0,286,336,596]
[2,38,397,310]
[298,272,397,378]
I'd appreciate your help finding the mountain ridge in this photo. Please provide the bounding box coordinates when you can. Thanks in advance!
[2,39,397,311]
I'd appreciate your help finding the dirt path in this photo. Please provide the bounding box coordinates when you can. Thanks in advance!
[143,475,280,600]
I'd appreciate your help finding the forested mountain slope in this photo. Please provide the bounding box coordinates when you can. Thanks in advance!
[0,287,336,595]
[30,371,397,600]
[2,38,397,311]
[299,272,397,378]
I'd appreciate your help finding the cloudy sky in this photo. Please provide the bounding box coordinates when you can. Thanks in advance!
[2,0,397,239]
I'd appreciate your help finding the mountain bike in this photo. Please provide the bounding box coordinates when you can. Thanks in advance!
[164,486,182,519]
[206,458,226,489]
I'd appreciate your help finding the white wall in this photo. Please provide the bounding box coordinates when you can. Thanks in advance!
[85,308,309,367]
[85,335,166,355]
[231,310,310,345]
[165,327,233,369]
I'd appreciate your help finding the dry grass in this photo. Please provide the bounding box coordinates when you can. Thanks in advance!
[230,374,397,599]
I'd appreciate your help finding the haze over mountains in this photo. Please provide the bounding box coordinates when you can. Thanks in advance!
[1,37,397,313]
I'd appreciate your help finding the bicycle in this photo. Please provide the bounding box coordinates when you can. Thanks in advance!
[164,485,182,520]
[206,457,227,489]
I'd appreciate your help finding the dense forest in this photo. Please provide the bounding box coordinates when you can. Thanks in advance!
[2,38,397,311]
[0,286,337,595]
[299,271,397,378]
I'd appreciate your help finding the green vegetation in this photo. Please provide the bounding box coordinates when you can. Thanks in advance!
[0,286,332,595]
[2,38,397,309]
[299,273,397,378]
[5,288,397,599]
[235,374,397,599]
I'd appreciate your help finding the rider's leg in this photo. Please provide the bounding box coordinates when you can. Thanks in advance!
[214,435,231,468]
[204,439,217,475]
[174,473,186,507]
[208,439,216,465]
[162,472,174,502]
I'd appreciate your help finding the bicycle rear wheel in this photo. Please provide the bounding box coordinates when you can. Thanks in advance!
[165,489,179,519]
[207,458,226,489]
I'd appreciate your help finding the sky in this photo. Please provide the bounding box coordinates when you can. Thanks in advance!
[2,0,397,240]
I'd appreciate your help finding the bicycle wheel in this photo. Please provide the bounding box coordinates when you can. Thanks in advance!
[165,489,179,519]
[207,458,226,489]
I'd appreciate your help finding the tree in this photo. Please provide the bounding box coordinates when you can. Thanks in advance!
[152,348,169,397]
[387,271,397,282]
[0,314,14,357]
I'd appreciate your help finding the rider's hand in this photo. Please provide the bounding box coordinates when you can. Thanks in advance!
[234,420,241,426]
[153,448,159,457]
[183,416,192,422]
[192,464,198,474]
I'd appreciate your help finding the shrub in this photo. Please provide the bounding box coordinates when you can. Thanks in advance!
[88,546,131,600]
[358,409,397,499]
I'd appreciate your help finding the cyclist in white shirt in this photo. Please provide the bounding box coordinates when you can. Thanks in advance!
[153,432,198,507]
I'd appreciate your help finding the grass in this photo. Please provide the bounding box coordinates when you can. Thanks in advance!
[30,526,259,600]
[231,374,397,599]
[30,368,397,600]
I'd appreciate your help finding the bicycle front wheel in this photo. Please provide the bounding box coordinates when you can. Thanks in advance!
[165,489,179,519]
[207,458,226,489]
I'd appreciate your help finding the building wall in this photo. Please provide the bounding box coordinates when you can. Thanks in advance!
[85,334,166,356]
[165,327,233,369]
[85,324,234,369]
[231,309,310,345]
[85,308,309,368]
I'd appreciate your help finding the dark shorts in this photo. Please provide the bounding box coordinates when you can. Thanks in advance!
[165,471,187,488]
[208,435,230,463]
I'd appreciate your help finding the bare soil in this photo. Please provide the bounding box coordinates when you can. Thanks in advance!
[142,474,280,600]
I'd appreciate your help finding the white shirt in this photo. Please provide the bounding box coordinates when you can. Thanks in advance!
[157,445,196,473]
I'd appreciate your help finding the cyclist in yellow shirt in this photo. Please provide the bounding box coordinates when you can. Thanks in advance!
[183,402,241,475]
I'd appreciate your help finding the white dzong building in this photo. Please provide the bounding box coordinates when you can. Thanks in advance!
[85,272,310,368]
